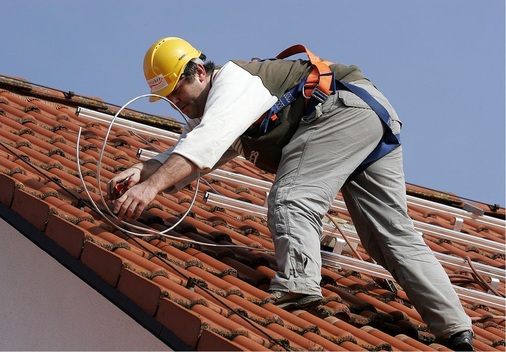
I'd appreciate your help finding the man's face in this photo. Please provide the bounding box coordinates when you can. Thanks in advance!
[166,64,209,119]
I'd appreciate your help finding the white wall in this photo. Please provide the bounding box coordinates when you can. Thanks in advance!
[0,218,170,351]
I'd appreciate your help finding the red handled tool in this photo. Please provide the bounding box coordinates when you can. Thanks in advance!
[108,173,134,200]
[115,173,134,194]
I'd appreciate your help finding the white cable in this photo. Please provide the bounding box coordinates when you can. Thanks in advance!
[94,94,198,236]
[76,93,273,252]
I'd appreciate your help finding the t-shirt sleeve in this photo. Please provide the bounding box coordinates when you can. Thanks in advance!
[171,61,277,171]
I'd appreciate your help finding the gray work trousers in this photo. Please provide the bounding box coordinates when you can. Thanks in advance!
[267,84,472,338]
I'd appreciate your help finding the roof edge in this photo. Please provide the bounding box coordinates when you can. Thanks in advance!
[0,202,192,351]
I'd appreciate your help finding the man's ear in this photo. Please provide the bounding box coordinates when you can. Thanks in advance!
[197,63,207,82]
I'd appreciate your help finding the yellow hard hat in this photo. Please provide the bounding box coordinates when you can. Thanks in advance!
[143,37,201,102]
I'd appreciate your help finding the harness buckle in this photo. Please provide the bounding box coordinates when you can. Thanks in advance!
[303,85,329,104]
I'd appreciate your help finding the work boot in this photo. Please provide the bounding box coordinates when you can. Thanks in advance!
[445,330,474,351]
[269,290,322,310]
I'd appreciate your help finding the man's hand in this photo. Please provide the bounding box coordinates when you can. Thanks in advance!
[107,166,142,201]
[112,181,158,221]
[107,155,197,221]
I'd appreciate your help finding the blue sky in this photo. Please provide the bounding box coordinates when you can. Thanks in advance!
[1,0,504,207]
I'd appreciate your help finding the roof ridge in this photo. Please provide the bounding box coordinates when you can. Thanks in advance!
[0,74,183,134]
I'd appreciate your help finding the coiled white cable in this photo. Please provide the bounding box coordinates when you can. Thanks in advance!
[77,93,273,252]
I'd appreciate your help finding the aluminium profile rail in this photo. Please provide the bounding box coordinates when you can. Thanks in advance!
[78,107,505,276]
[204,191,505,283]
[76,107,180,144]
[79,107,504,229]
[136,146,506,280]
[137,147,274,192]
[204,168,505,234]
[321,251,506,310]
[406,194,504,229]
[202,191,359,248]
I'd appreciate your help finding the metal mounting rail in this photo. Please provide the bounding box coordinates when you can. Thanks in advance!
[137,148,274,192]
[433,252,505,282]
[203,190,504,253]
[197,157,503,231]
[209,169,272,192]
[204,192,505,283]
[202,191,359,247]
[76,107,180,143]
[207,169,504,233]
[203,191,266,217]
[414,221,503,252]
[406,194,504,229]
[322,251,506,310]
[199,177,504,252]
[204,162,503,232]
[78,107,503,228]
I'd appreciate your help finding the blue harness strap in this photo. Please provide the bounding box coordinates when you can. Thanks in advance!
[261,78,401,177]
[260,79,306,133]
[252,45,401,178]
[334,80,401,179]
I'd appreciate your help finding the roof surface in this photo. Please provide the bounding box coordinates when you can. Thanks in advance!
[0,75,505,351]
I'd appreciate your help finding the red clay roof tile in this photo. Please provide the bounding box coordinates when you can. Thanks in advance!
[81,241,123,286]
[11,189,50,231]
[45,214,86,258]
[0,173,16,206]
[156,298,203,349]
[117,268,163,316]
[197,329,245,351]
[231,334,275,351]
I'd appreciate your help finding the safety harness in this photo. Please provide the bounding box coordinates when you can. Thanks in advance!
[243,45,401,178]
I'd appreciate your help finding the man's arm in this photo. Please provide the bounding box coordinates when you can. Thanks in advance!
[112,154,197,221]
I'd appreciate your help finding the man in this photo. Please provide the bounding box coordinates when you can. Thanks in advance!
[108,37,473,350]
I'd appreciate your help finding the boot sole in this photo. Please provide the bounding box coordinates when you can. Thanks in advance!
[276,297,322,310]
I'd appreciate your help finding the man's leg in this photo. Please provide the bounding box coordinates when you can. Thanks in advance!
[341,146,472,339]
[267,94,384,297]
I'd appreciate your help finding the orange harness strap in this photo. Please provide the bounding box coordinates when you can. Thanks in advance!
[252,45,335,127]
[276,44,334,98]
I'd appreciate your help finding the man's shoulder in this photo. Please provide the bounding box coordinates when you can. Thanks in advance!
[231,58,310,73]
[228,59,312,96]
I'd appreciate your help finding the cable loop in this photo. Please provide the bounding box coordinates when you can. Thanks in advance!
[76,93,274,249]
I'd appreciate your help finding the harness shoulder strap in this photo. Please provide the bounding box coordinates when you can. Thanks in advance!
[255,44,336,132]
[276,44,334,97]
